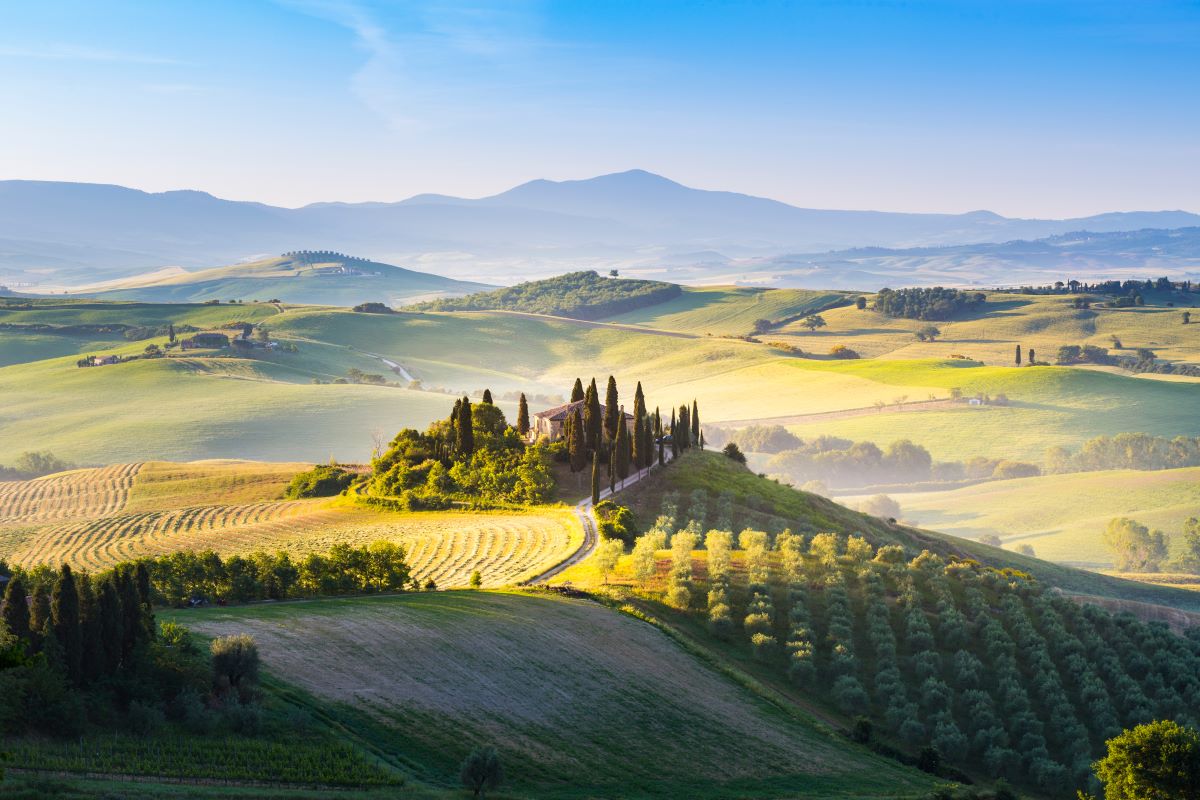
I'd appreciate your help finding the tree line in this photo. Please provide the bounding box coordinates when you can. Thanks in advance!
[872,287,987,321]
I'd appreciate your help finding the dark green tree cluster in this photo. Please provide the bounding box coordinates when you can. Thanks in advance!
[872,287,986,320]
[411,270,682,320]
[284,464,354,498]
[369,392,554,508]
[0,562,171,738]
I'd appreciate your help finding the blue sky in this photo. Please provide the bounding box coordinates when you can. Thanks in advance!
[1,0,1197,215]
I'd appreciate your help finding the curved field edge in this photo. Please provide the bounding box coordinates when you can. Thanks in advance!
[168,591,937,799]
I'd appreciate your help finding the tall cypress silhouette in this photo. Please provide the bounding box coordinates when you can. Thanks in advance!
[603,376,619,441]
[570,377,585,403]
[691,400,700,447]
[517,393,530,436]
[457,396,475,455]
[2,575,30,645]
[51,564,83,685]
[584,379,602,453]
[591,449,601,505]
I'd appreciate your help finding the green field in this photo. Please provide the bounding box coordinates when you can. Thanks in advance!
[170,591,935,799]
[605,286,846,335]
[862,467,1200,568]
[774,291,1200,367]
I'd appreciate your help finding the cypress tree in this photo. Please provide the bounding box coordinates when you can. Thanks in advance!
[670,409,679,457]
[135,562,155,638]
[570,378,585,403]
[2,575,30,646]
[691,400,700,446]
[643,416,655,469]
[604,376,619,441]
[591,449,601,505]
[584,379,602,453]
[608,446,616,496]
[657,407,665,465]
[117,568,141,662]
[29,590,49,651]
[168,323,175,343]
[1029,348,1035,364]
[51,564,83,685]
[517,394,530,437]
[481,388,493,404]
[632,413,645,472]
[450,398,462,450]
[457,396,475,455]
[1015,344,1022,366]
[569,407,587,473]
[678,405,691,449]
[78,576,104,685]
[633,381,646,421]
[615,407,631,485]
[98,578,123,674]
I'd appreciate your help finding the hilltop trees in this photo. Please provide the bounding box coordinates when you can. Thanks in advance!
[873,287,986,320]
[370,392,553,507]
[517,394,530,437]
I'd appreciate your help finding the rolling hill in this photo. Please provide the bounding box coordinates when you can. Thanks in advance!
[169,591,934,799]
[77,252,489,306]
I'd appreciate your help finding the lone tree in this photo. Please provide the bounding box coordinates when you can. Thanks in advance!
[1104,517,1168,573]
[1088,720,1200,800]
[460,746,504,798]
[752,318,772,335]
[915,324,941,342]
[595,537,624,584]
[516,393,530,437]
[1185,311,1192,325]
[801,314,826,332]
[1015,343,1022,366]
[211,634,259,700]
[855,296,867,310]
[722,442,747,463]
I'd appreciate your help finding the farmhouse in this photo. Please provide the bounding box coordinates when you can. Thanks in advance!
[531,399,634,442]
[181,332,230,350]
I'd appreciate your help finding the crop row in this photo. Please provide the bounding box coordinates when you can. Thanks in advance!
[0,462,142,522]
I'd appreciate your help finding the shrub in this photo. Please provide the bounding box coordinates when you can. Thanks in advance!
[284,465,354,498]
[829,345,860,359]
[721,442,747,464]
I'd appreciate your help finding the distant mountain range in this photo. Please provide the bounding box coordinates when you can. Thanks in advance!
[1,170,1198,289]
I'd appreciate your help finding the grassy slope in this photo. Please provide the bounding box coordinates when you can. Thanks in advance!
[854,467,1200,567]
[171,591,934,799]
[775,291,1200,367]
[604,286,846,336]
[0,298,1194,468]
[595,450,1200,611]
[770,358,1198,462]
[85,256,487,306]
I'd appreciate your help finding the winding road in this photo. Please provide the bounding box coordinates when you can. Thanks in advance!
[525,454,674,585]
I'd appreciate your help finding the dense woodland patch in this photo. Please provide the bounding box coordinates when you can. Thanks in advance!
[410,270,682,319]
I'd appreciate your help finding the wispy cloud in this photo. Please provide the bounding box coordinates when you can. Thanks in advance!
[0,43,183,65]
[275,0,547,130]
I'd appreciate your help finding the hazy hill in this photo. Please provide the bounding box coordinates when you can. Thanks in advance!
[3,171,1198,288]
[79,253,490,306]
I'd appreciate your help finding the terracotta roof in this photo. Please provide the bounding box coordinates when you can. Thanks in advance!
[535,399,634,421]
